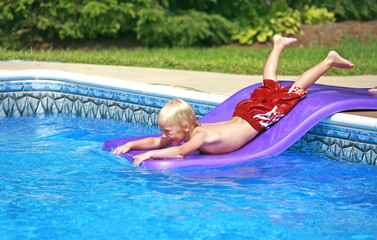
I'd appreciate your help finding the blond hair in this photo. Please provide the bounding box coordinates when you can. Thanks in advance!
[158,98,200,127]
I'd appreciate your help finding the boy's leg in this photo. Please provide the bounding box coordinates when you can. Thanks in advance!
[263,35,297,81]
[293,51,354,90]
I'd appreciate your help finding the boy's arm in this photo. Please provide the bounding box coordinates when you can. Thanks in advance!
[113,136,170,155]
[133,132,206,166]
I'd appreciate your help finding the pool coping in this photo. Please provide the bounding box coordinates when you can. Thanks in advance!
[0,69,227,105]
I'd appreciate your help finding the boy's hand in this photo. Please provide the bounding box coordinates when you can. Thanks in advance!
[113,144,131,155]
[133,153,150,167]
[369,87,377,94]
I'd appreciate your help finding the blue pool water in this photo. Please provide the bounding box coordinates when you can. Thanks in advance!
[1,116,377,239]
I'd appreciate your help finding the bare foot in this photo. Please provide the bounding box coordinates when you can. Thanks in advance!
[273,34,297,48]
[326,51,354,69]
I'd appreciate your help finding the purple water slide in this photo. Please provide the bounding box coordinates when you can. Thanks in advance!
[102,82,377,170]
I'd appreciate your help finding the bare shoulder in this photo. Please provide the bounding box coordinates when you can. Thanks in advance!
[186,124,215,143]
[191,123,223,142]
[191,124,210,137]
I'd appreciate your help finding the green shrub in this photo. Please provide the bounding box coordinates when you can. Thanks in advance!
[136,9,236,47]
[135,8,168,47]
[301,5,336,25]
[1,0,371,49]
[0,0,145,48]
[232,6,302,45]
[231,1,338,45]
[288,0,377,21]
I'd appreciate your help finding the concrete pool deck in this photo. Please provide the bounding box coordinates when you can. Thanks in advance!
[1,61,376,118]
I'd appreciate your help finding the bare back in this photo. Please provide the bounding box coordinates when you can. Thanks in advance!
[193,117,259,154]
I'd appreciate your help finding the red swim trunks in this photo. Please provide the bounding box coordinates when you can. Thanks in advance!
[233,79,307,132]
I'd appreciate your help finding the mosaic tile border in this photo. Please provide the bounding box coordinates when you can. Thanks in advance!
[289,123,377,166]
[0,80,216,127]
[0,78,376,167]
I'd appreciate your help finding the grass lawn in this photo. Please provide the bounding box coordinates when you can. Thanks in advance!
[1,40,376,76]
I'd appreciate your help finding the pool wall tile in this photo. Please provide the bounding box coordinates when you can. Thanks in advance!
[0,80,213,128]
[289,123,377,166]
[1,77,377,167]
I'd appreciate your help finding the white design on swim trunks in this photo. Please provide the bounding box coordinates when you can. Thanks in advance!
[289,85,307,97]
[253,106,285,129]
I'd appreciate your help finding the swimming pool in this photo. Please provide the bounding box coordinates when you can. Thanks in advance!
[1,69,376,166]
[0,69,377,239]
[1,116,377,239]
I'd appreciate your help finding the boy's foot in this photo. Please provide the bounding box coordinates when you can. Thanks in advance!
[273,34,297,48]
[326,51,354,69]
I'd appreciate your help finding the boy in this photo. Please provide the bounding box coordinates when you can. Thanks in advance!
[114,35,354,166]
